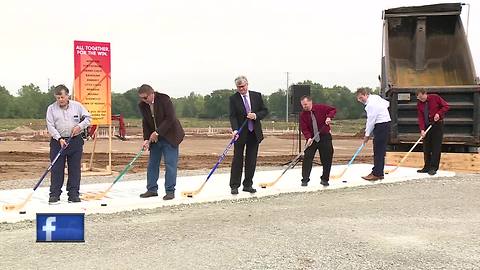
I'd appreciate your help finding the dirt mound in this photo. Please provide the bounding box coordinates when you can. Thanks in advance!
[11,126,35,134]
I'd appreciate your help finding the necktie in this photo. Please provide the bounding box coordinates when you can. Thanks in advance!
[149,103,158,130]
[424,101,429,128]
[311,111,320,142]
[242,95,254,132]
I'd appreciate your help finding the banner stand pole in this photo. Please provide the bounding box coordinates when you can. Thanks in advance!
[108,124,112,173]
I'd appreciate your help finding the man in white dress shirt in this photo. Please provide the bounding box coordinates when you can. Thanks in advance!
[356,88,391,181]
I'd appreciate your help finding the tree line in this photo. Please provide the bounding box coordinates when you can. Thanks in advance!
[0,82,378,120]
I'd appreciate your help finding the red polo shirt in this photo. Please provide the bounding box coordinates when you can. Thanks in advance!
[417,93,449,131]
[300,103,336,139]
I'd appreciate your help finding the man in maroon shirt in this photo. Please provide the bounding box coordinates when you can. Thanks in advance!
[416,89,449,175]
[299,95,336,187]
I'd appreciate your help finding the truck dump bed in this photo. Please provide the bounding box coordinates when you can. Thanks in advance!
[382,3,480,152]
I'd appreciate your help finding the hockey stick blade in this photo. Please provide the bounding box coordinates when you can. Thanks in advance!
[80,187,111,201]
[330,168,347,180]
[181,181,207,198]
[3,192,33,212]
[385,166,400,174]
[259,174,283,188]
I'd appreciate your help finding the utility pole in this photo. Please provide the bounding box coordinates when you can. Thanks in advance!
[286,72,289,123]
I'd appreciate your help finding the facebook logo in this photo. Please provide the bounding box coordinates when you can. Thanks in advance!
[36,213,85,242]
[43,217,56,241]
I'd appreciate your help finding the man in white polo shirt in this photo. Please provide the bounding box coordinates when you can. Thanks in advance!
[356,88,391,181]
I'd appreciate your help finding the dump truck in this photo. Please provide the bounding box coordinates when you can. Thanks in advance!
[381,3,480,153]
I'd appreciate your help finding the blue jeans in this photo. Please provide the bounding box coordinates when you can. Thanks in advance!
[147,139,179,194]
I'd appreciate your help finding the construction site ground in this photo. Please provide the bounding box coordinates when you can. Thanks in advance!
[0,128,371,187]
[1,126,479,270]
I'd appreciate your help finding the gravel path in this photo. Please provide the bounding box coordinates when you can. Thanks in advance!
[1,173,479,269]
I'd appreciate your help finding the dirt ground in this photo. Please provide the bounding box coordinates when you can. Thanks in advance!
[0,135,372,183]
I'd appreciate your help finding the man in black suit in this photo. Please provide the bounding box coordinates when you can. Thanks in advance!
[229,75,268,195]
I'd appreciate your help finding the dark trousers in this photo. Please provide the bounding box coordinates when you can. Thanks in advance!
[302,133,334,182]
[372,122,390,177]
[49,136,83,198]
[422,121,444,171]
[230,131,259,189]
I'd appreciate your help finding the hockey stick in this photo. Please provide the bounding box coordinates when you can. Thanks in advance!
[181,119,248,198]
[81,148,144,200]
[259,132,321,188]
[3,136,73,212]
[330,142,365,182]
[385,125,432,174]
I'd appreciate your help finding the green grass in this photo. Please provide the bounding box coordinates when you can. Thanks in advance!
[0,119,46,131]
[122,118,299,129]
[329,119,366,134]
[0,118,366,134]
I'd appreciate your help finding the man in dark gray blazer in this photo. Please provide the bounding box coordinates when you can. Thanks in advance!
[229,75,268,195]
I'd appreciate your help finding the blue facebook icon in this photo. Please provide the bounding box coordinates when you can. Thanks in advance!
[36,213,85,242]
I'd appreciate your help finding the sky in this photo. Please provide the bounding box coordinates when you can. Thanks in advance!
[1,0,479,98]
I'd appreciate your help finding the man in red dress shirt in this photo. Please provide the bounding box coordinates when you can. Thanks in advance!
[416,89,449,175]
[299,95,336,187]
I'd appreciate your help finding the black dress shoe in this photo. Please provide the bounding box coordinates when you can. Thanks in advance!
[231,188,238,195]
[140,191,158,198]
[68,196,81,203]
[163,193,174,200]
[428,170,437,175]
[242,187,257,193]
[320,180,329,187]
[417,168,429,173]
[48,196,60,205]
[301,181,308,187]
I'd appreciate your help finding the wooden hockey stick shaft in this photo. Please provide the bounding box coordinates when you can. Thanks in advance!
[385,125,432,174]
[330,142,365,180]
[259,132,321,188]
[3,137,73,211]
[81,148,144,200]
[182,120,248,197]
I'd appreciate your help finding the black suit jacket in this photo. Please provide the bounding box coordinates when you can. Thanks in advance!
[229,91,269,144]
[138,92,185,146]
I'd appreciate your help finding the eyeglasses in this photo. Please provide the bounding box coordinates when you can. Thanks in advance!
[139,95,149,100]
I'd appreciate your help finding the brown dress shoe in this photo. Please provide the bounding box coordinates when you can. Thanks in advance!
[140,191,158,198]
[361,173,384,181]
[163,193,175,200]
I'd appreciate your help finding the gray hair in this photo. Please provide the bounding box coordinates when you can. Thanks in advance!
[234,75,248,86]
[54,84,69,95]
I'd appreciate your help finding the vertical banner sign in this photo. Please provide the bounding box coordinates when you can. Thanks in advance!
[74,41,111,125]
